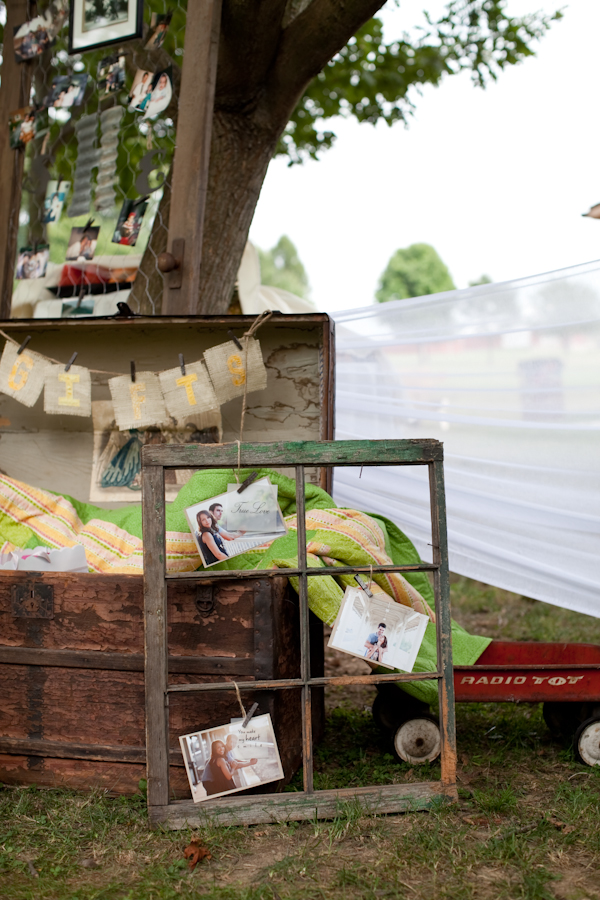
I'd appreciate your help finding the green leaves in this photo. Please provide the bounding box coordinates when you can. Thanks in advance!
[278,0,561,163]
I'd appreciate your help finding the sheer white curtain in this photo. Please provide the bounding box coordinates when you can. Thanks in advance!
[332,260,600,618]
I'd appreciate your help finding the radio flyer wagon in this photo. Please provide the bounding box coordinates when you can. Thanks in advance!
[373,640,600,767]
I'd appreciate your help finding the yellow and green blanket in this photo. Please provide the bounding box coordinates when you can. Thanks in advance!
[0,468,490,704]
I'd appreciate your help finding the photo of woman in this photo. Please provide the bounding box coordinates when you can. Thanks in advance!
[127,69,152,110]
[143,69,172,119]
[196,509,229,565]
[200,741,234,796]
[364,622,388,664]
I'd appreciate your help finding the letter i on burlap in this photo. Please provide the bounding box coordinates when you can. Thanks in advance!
[159,360,219,419]
[44,364,92,416]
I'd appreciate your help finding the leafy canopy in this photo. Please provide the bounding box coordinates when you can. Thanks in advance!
[258,235,310,298]
[376,243,455,302]
[279,0,561,163]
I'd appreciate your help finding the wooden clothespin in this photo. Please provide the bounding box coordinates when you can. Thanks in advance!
[82,217,95,233]
[17,336,32,355]
[130,360,136,383]
[241,702,258,729]
[178,353,186,376]
[237,471,258,494]
[354,575,373,598]
[65,352,78,372]
[228,329,243,351]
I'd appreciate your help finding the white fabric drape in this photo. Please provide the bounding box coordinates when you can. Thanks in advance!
[332,260,600,618]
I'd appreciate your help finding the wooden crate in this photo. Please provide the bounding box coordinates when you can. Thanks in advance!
[0,313,333,792]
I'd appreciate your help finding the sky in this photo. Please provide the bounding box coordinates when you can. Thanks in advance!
[249,0,600,312]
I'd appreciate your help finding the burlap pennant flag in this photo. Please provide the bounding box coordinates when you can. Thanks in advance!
[203,337,267,405]
[108,372,168,431]
[158,360,219,419]
[0,340,50,407]
[44,364,92,417]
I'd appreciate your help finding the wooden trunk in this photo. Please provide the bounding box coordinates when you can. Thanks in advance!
[0,314,333,793]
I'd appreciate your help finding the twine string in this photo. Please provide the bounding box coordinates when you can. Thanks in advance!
[233,681,246,720]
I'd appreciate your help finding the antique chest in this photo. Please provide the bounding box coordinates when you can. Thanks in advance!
[0,313,334,793]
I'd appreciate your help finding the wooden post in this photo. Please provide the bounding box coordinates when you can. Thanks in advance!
[0,0,35,318]
[161,0,221,315]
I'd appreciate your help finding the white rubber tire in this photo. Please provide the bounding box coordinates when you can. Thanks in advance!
[393,717,441,764]
[574,718,600,766]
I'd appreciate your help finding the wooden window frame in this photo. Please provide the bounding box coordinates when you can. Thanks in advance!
[141,439,457,828]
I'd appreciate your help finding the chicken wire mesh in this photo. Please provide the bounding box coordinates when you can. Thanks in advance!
[3,0,187,318]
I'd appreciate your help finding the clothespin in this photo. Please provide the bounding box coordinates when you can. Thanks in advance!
[241,702,258,729]
[178,353,186,376]
[116,301,136,317]
[82,217,95,233]
[130,360,136,383]
[228,329,243,351]
[237,471,258,494]
[65,352,78,372]
[17,336,32,355]
[355,574,373,598]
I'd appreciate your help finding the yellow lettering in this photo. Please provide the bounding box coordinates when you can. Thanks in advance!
[175,372,198,406]
[227,353,246,387]
[130,382,146,419]
[8,352,34,391]
[57,372,80,407]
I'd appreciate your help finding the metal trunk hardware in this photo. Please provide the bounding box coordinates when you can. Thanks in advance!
[11,583,54,619]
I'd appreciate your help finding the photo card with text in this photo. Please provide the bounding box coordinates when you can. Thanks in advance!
[328,586,429,673]
[179,714,284,803]
[185,476,287,568]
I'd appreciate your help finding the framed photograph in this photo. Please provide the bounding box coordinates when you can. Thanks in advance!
[66,225,100,261]
[16,246,50,280]
[328,586,429,673]
[144,11,172,50]
[43,73,88,109]
[43,180,71,224]
[69,0,143,53]
[9,107,39,149]
[97,54,126,94]
[179,714,284,803]
[185,477,287,568]
[112,198,147,246]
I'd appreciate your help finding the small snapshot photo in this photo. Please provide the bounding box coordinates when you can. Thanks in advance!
[179,714,284,803]
[66,225,100,261]
[328,586,429,673]
[185,477,287,568]
[112,198,147,246]
[144,11,172,49]
[9,107,38,149]
[97,54,126,94]
[141,68,173,120]
[13,16,54,61]
[43,180,70,224]
[43,73,88,109]
[127,68,152,110]
[16,246,50,280]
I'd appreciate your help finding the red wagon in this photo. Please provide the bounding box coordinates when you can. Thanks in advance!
[373,640,600,767]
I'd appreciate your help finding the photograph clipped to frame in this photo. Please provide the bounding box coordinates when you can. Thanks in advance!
[328,585,429,673]
[69,0,143,53]
[179,714,283,803]
[185,477,287,568]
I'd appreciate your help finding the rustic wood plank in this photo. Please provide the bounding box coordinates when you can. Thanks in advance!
[0,736,184,765]
[0,0,33,317]
[429,459,457,795]
[166,563,438,581]
[295,464,313,794]
[0,647,255,675]
[166,672,440,693]
[142,439,443,469]
[142,465,170,808]
[162,0,222,314]
[150,781,454,828]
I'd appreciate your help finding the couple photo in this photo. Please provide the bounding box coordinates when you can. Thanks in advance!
[127,67,172,119]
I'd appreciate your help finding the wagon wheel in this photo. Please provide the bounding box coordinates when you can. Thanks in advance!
[393,716,441,765]
[372,685,430,733]
[543,702,599,740]
[573,717,600,766]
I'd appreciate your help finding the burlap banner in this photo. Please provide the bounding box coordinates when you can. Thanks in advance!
[44,364,92,417]
[159,360,219,419]
[0,341,50,408]
[108,372,168,431]
[203,337,268,405]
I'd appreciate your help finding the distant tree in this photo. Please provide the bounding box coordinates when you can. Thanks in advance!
[376,243,455,302]
[469,274,493,286]
[258,235,310,299]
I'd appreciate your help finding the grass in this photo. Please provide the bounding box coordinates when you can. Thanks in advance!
[1,577,600,900]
